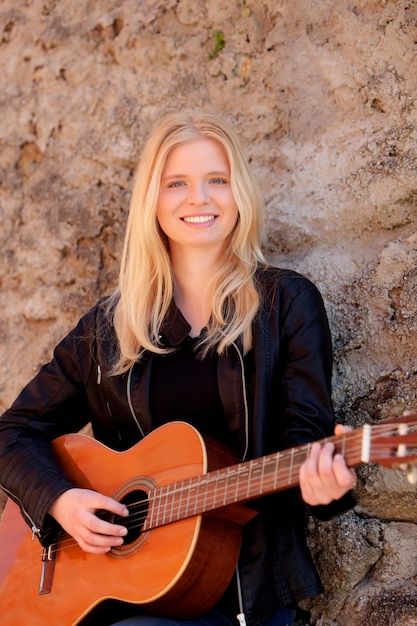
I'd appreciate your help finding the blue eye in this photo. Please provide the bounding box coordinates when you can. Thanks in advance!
[210,177,227,184]
[168,180,186,188]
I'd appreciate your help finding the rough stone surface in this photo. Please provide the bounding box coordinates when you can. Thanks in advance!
[1,1,417,624]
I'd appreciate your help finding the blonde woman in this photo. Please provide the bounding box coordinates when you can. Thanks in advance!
[0,112,356,626]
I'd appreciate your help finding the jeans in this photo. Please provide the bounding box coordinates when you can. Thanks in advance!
[111,608,296,626]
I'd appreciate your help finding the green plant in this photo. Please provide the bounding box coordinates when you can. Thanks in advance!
[208,30,225,60]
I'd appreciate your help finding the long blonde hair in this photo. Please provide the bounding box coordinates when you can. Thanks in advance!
[109,110,266,374]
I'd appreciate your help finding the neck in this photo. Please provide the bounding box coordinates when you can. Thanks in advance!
[169,246,219,337]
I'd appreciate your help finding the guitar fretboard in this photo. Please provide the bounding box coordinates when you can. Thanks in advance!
[144,429,365,530]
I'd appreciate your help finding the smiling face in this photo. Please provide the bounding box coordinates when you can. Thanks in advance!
[156,138,239,256]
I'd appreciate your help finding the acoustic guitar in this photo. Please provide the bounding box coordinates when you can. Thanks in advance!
[1,415,417,625]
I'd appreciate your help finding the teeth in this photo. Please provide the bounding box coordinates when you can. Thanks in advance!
[183,215,215,224]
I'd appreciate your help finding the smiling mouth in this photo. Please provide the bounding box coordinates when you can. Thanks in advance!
[182,215,216,224]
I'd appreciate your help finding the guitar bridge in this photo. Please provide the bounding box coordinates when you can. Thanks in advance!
[39,544,57,595]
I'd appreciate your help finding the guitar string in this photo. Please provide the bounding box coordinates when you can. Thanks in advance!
[45,425,415,555]
[50,431,416,554]
[50,424,414,552]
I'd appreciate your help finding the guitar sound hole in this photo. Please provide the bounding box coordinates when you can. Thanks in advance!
[114,489,149,545]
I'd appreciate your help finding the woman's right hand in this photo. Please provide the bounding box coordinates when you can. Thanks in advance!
[48,488,129,554]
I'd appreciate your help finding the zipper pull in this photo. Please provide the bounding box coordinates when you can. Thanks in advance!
[237,614,247,626]
[31,525,41,541]
[97,365,102,384]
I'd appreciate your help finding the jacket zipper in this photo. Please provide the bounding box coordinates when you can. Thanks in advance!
[231,341,250,462]
[236,566,247,626]
[127,364,145,438]
[0,484,41,540]
[97,365,122,441]
[124,345,249,624]
[231,341,250,625]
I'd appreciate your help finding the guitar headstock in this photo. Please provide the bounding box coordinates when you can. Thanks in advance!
[367,414,417,482]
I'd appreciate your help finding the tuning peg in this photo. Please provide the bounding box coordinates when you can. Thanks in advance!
[397,462,417,484]
[406,463,417,485]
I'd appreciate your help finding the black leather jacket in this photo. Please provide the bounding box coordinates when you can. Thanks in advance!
[0,267,354,625]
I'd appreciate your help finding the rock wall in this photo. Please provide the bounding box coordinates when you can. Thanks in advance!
[1,1,417,624]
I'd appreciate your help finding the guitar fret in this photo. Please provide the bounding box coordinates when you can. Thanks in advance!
[247,460,261,498]
[185,476,193,517]
[202,475,209,512]
[176,479,185,522]
[233,467,241,502]
[156,485,163,527]
[233,467,239,502]
[166,484,174,524]
[160,484,168,525]
[288,448,295,484]
[273,453,279,490]
[214,470,224,508]
[202,476,209,511]
[224,470,229,506]
[247,461,253,499]
[147,490,155,530]
[306,442,312,473]
[212,471,221,508]
[223,470,228,504]
[260,457,266,494]
[193,476,200,515]
[211,471,218,509]
[226,466,238,504]
[170,483,177,523]
[161,485,168,525]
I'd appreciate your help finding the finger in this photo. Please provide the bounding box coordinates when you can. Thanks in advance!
[79,534,124,552]
[300,443,353,505]
[299,443,320,486]
[87,510,128,539]
[83,492,129,518]
[72,491,129,545]
[80,492,129,536]
[310,443,338,503]
[299,442,323,502]
[75,514,127,553]
[334,424,352,436]
[305,441,321,468]
[90,494,129,537]
[332,454,357,489]
[314,451,356,503]
[317,442,336,482]
[96,494,130,518]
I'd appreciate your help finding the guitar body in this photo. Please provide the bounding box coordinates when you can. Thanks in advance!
[0,422,252,625]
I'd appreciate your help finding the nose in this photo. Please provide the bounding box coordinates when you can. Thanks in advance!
[186,182,209,206]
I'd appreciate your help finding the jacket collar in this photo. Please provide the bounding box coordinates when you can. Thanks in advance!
[159,301,192,347]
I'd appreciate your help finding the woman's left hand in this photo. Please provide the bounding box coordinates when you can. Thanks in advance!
[299,424,357,506]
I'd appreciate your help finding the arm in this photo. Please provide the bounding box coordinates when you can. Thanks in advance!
[0,304,123,545]
[274,272,356,514]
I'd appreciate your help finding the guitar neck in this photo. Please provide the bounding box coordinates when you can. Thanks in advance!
[145,428,367,530]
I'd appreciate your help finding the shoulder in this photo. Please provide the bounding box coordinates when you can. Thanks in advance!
[255,265,323,305]
[63,297,112,338]
[54,296,117,361]
[253,265,331,344]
